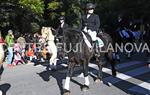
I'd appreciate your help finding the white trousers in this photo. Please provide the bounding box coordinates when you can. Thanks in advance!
[83,27,104,47]
[83,27,97,41]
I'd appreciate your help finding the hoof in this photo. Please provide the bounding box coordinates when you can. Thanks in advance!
[63,89,70,95]
[46,66,51,71]
[95,78,101,84]
[51,68,57,71]
[81,85,89,92]
[116,59,120,62]
[112,72,116,76]
[51,66,57,71]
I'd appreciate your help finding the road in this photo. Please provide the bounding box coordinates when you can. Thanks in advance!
[0,53,150,95]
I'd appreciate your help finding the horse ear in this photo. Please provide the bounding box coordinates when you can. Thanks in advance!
[41,27,44,34]
[50,27,57,35]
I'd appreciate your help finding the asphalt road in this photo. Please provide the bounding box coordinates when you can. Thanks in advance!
[0,53,150,95]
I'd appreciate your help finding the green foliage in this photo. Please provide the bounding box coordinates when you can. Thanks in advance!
[0,0,17,28]
[31,22,40,33]
[1,0,150,33]
[0,0,45,34]
[19,0,44,15]
[46,0,82,27]
[48,1,61,10]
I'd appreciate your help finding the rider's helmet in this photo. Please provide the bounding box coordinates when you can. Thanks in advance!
[86,3,95,10]
[59,16,65,20]
[8,29,13,33]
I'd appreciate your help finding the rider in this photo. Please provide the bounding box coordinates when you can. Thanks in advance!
[56,16,68,42]
[80,3,102,48]
[117,15,125,31]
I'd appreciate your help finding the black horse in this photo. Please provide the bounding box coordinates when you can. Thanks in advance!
[62,28,117,95]
[143,26,150,66]
[104,25,136,60]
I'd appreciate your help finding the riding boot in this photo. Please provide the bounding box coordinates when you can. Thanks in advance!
[93,41,98,55]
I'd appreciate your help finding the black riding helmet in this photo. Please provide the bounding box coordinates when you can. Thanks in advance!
[86,3,95,10]
[59,16,65,20]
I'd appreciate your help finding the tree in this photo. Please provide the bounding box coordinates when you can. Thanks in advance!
[0,0,44,34]
[19,0,45,33]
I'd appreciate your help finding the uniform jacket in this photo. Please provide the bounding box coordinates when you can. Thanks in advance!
[57,23,69,36]
[80,13,100,32]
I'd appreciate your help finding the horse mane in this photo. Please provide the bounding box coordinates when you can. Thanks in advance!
[63,27,83,43]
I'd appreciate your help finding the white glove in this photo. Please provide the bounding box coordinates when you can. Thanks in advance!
[83,27,87,33]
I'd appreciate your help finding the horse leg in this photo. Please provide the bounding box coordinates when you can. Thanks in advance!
[108,52,117,76]
[113,52,120,62]
[49,54,57,70]
[48,42,57,70]
[111,61,117,76]
[63,59,76,95]
[81,60,90,91]
[95,56,103,84]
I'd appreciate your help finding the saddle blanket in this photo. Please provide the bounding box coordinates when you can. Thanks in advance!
[119,30,130,38]
[131,31,141,40]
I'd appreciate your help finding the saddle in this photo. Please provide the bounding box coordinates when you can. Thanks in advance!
[82,32,104,48]
[119,29,141,40]
[131,31,141,40]
[119,29,130,39]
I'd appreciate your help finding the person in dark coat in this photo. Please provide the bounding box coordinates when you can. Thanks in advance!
[79,3,103,48]
[56,16,69,42]
[80,4,100,32]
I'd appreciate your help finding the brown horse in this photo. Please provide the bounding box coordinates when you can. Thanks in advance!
[63,28,116,95]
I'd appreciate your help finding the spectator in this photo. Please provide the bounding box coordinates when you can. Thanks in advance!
[12,40,25,65]
[17,34,26,62]
[56,16,69,43]
[0,31,6,54]
[0,31,5,45]
[5,30,14,67]
[26,46,36,63]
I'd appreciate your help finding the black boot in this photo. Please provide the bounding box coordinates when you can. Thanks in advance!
[93,41,99,55]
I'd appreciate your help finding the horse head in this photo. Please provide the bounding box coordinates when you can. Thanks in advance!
[63,28,82,44]
[41,27,56,42]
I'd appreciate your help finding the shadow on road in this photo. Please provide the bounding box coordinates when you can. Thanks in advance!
[89,66,150,95]
[0,83,11,95]
[37,65,90,95]
[37,69,66,95]
[36,58,150,95]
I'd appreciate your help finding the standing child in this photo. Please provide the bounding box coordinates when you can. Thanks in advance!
[13,40,25,65]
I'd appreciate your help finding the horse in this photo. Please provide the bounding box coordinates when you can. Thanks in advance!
[62,28,117,95]
[41,27,57,70]
[143,26,150,67]
[105,25,139,60]
[0,44,4,80]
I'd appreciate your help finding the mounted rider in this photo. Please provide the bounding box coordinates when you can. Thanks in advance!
[56,16,69,43]
[80,3,104,49]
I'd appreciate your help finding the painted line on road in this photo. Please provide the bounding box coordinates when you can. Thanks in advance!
[115,61,145,69]
[128,80,150,95]
[60,61,150,94]
[86,63,150,91]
